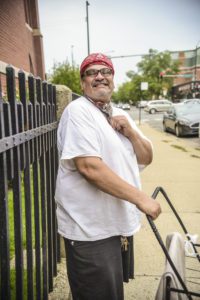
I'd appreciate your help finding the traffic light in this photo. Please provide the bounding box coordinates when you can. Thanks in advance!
[159,71,164,79]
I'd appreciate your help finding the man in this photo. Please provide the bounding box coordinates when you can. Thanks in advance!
[55,53,161,300]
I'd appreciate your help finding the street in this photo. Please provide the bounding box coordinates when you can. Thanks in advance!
[128,106,200,149]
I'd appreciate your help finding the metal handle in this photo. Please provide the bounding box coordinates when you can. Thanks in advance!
[146,186,194,300]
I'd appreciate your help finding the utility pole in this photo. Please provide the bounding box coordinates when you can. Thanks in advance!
[86,1,90,55]
[71,45,74,67]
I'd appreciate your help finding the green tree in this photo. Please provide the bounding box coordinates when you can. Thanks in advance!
[137,49,180,98]
[112,81,133,103]
[50,61,82,95]
[114,49,180,102]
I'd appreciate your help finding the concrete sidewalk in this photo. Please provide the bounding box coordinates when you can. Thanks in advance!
[49,123,200,300]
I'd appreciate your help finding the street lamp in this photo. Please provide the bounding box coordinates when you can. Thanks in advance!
[194,40,200,81]
[110,53,150,59]
[86,1,90,55]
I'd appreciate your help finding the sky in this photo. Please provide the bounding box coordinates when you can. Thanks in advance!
[38,0,200,89]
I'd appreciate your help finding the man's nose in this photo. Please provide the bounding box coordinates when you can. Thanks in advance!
[95,71,104,79]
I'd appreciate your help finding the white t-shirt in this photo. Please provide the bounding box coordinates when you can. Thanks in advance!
[55,97,152,241]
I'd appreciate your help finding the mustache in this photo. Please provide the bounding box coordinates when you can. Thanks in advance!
[92,79,109,87]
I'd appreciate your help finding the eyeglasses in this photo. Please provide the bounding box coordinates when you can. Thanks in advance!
[83,68,113,78]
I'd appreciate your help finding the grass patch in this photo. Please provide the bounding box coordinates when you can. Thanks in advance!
[7,166,42,298]
[8,171,36,259]
[195,147,200,151]
[170,144,188,152]
[10,268,36,300]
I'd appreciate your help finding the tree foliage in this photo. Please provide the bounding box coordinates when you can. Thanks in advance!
[50,61,82,95]
[113,49,180,104]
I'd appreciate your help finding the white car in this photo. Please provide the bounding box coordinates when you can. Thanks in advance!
[136,100,148,108]
[122,103,131,110]
[144,100,172,114]
[181,98,200,104]
[116,103,123,108]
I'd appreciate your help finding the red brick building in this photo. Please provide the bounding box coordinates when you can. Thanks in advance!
[171,48,200,100]
[0,0,45,92]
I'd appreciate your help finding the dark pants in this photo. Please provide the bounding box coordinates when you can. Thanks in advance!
[64,236,124,300]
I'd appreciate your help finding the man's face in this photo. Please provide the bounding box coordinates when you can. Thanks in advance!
[81,64,115,103]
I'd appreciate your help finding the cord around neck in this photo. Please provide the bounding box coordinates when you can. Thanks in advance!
[84,95,113,120]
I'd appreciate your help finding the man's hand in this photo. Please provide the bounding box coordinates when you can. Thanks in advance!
[134,191,161,220]
[110,115,153,165]
[110,115,133,138]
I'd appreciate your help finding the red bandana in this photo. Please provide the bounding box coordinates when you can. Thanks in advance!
[80,53,114,76]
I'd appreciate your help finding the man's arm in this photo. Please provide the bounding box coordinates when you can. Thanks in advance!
[110,115,153,165]
[74,156,161,220]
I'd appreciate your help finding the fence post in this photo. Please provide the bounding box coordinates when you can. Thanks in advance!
[19,70,34,300]
[6,65,24,300]
[0,95,11,300]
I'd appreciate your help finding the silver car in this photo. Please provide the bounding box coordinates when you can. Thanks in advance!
[144,100,172,114]
[136,100,148,108]
[163,103,200,137]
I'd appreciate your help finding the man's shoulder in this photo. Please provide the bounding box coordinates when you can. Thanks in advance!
[68,96,85,108]
[60,96,95,123]
[64,96,89,113]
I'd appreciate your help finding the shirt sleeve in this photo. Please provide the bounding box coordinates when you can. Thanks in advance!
[60,104,102,160]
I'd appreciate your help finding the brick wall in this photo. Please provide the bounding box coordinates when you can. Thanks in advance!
[0,0,45,79]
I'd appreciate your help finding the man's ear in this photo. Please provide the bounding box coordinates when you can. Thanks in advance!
[80,79,84,91]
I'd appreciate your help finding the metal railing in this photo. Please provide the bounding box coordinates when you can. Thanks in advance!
[0,66,60,300]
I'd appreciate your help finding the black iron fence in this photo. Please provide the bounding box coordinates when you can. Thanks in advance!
[0,66,60,300]
[72,92,81,100]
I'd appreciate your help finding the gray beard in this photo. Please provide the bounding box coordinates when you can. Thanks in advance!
[93,90,111,101]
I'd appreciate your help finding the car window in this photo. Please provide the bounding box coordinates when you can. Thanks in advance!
[175,103,200,116]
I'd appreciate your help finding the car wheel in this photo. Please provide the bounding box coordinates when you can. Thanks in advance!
[175,125,182,137]
[149,108,156,114]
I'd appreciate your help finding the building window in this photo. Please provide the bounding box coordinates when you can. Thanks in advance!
[196,48,200,65]
[24,0,33,28]
[184,50,196,68]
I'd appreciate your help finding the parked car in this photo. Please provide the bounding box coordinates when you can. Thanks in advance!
[180,98,200,104]
[144,100,172,114]
[136,100,148,108]
[122,103,131,110]
[116,103,123,108]
[163,103,200,137]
